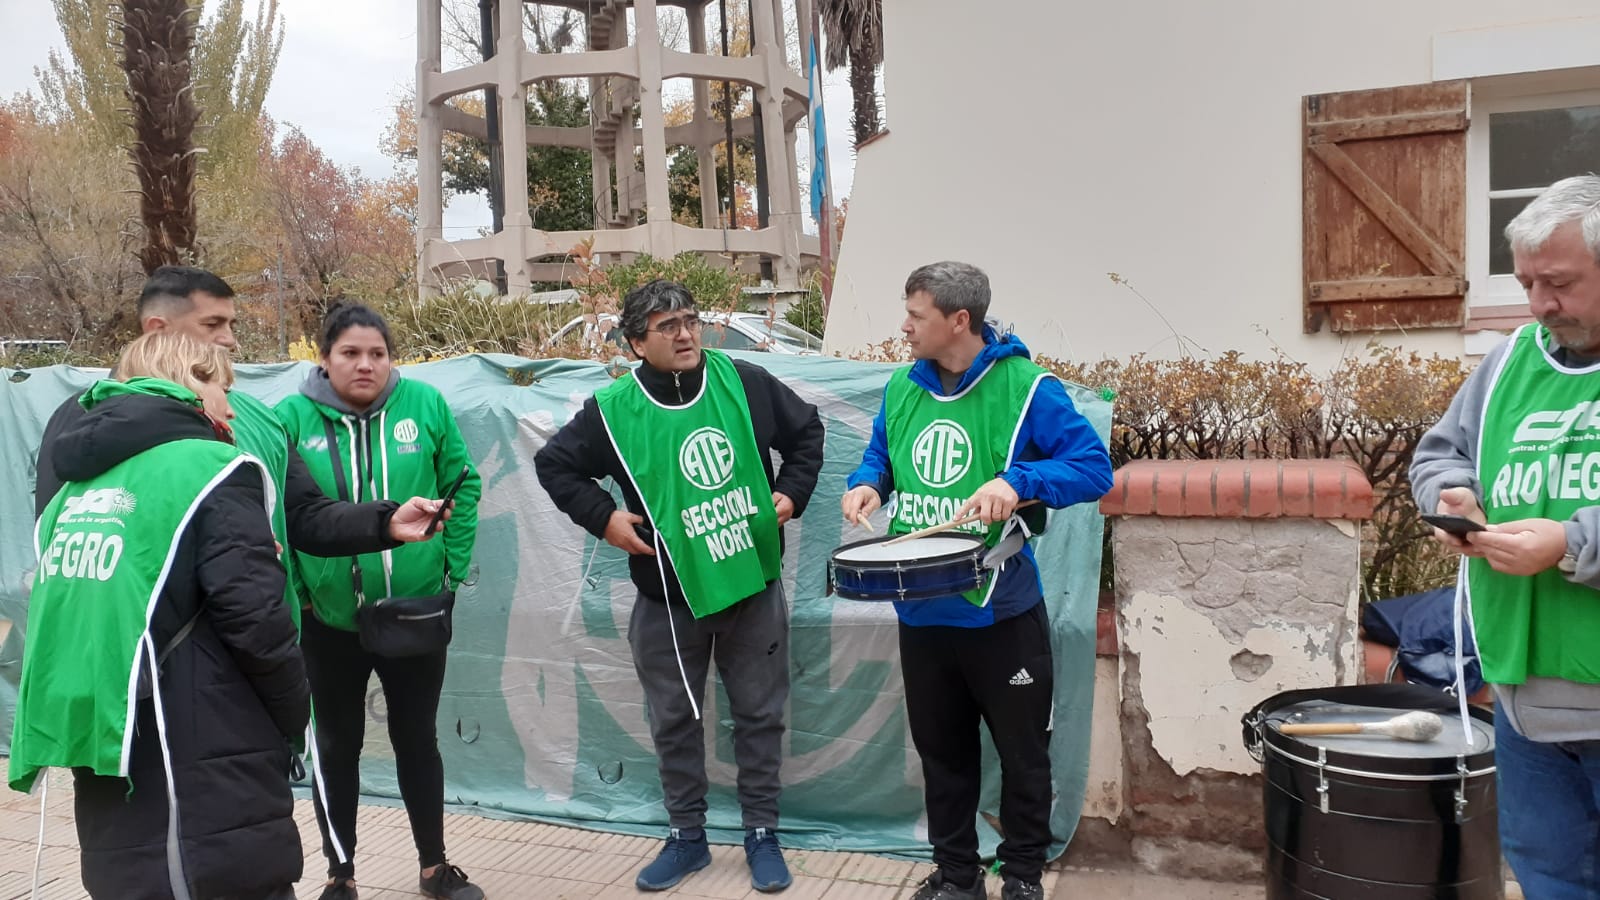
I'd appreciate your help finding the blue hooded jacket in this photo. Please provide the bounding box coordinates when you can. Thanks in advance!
[846,326,1113,627]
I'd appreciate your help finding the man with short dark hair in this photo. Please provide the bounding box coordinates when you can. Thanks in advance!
[841,261,1112,900]
[535,279,824,894]
[34,265,447,575]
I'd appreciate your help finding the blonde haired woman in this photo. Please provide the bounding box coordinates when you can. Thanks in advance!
[11,331,309,900]
[114,331,239,433]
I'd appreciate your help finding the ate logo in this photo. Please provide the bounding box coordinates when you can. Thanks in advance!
[393,418,419,444]
[912,419,972,488]
[680,427,736,491]
[60,487,137,522]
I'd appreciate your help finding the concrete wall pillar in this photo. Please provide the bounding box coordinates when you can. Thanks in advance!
[1088,459,1374,879]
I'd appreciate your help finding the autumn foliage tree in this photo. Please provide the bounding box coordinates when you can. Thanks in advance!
[259,120,416,334]
[3,2,410,360]
[0,99,146,350]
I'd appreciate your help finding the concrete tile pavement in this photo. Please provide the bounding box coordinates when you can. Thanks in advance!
[0,762,1261,899]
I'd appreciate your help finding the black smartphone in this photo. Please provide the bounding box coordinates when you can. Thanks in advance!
[1421,513,1486,537]
[427,465,471,535]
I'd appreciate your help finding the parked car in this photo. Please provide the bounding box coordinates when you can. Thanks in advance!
[545,312,822,356]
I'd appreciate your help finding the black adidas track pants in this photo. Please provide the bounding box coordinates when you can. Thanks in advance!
[898,601,1055,885]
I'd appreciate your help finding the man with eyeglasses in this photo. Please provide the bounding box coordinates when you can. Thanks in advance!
[536,279,824,894]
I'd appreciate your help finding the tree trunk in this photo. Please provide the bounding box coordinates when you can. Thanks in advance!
[848,43,881,147]
[120,0,202,274]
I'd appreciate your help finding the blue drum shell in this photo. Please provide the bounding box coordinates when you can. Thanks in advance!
[829,535,986,602]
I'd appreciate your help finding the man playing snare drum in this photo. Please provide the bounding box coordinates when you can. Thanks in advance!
[840,261,1111,900]
[1412,175,1600,898]
[535,279,824,894]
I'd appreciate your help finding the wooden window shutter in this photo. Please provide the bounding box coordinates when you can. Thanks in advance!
[1303,80,1469,333]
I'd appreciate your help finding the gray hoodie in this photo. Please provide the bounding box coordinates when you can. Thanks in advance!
[1410,332,1600,741]
[300,366,400,418]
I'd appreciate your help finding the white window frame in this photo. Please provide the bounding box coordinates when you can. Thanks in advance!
[1466,87,1600,310]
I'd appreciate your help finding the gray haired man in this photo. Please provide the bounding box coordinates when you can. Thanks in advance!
[535,280,825,893]
[1411,174,1600,898]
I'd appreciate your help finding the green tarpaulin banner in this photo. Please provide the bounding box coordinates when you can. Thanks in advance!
[0,352,1109,857]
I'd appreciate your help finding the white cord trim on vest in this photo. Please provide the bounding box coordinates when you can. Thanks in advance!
[1452,556,1474,749]
[563,530,605,636]
[654,530,701,721]
[144,632,194,900]
[29,774,47,899]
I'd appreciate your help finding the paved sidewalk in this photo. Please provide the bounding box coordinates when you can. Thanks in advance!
[0,764,1261,899]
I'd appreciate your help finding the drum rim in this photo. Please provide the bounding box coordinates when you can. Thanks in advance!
[1261,739,1495,782]
[1255,696,1496,775]
[832,581,985,602]
[830,533,987,569]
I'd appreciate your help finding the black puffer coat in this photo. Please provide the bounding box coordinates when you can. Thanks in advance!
[50,391,310,900]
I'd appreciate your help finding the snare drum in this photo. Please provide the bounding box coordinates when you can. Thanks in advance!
[1244,685,1499,899]
[827,534,986,601]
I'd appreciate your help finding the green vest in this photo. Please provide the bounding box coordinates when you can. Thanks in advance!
[1470,324,1600,684]
[885,356,1053,606]
[10,430,263,792]
[595,350,781,618]
[227,390,298,628]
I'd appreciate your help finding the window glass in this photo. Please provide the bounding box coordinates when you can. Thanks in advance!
[701,321,758,351]
[1488,196,1535,277]
[1489,105,1600,191]
[1487,105,1600,275]
[741,317,823,352]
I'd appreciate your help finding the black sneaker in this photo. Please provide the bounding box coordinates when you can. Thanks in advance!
[316,878,357,900]
[744,827,793,892]
[419,863,484,900]
[1002,875,1045,900]
[635,827,712,891]
[910,870,986,900]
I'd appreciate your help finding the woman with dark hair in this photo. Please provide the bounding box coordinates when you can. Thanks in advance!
[275,303,483,900]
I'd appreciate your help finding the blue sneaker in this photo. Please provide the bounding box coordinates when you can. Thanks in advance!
[636,827,712,891]
[744,827,792,893]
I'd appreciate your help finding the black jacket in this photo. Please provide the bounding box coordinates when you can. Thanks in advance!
[34,389,401,555]
[535,354,825,604]
[50,392,310,899]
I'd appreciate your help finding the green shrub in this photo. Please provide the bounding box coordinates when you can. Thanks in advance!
[572,251,754,314]
[783,273,826,339]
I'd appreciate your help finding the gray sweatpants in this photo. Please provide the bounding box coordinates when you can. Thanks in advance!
[628,580,789,830]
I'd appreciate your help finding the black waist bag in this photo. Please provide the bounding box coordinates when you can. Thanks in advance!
[325,419,454,658]
[354,590,454,657]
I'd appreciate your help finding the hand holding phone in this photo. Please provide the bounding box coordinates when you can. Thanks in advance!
[427,465,471,535]
[1421,512,1486,537]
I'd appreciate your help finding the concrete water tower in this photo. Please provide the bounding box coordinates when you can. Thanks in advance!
[414,0,821,295]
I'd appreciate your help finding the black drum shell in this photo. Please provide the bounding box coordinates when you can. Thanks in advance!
[1246,685,1502,900]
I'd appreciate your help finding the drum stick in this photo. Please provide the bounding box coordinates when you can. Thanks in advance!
[884,500,1039,546]
[1278,711,1443,742]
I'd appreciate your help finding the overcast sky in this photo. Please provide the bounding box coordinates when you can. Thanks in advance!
[0,0,857,236]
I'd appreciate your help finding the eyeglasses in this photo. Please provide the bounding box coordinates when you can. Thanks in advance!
[646,314,703,338]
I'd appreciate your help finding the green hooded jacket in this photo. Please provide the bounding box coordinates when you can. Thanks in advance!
[274,370,480,630]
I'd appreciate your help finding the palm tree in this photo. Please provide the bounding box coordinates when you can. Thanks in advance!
[119,0,201,273]
[817,0,884,147]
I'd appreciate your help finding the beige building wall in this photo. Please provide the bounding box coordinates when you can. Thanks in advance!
[825,2,1600,368]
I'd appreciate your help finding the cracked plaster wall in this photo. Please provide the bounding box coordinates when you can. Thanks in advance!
[1115,516,1361,776]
